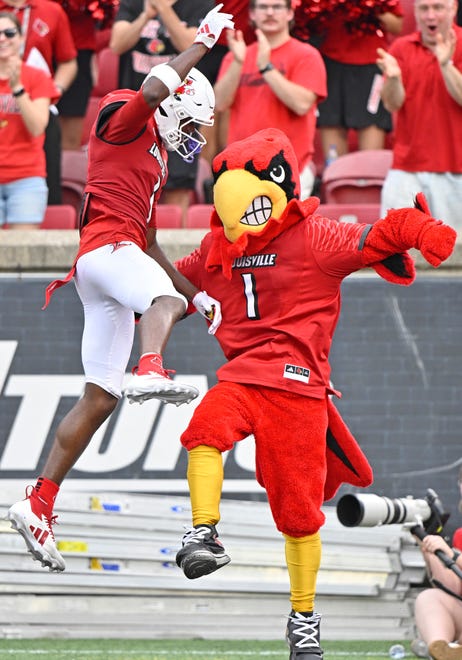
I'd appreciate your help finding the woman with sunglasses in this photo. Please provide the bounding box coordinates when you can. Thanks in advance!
[0,12,59,228]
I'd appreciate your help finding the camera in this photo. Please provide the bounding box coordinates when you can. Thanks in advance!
[336,488,449,534]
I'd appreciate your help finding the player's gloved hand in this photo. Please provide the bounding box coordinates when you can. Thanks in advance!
[192,291,222,335]
[194,3,234,50]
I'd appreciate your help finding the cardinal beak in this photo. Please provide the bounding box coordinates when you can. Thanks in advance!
[214,169,288,242]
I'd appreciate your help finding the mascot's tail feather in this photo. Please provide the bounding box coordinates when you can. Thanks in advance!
[324,398,373,502]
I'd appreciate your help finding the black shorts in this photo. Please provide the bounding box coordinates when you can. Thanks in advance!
[164,149,198,190]
[57,49,93,118]
[317,56,392,132]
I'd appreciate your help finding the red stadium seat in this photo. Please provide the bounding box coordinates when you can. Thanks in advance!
[185,204,214,229]
[81,96,101,146]
[95,28,112,52]
[81,49,119,147]
[41,205,77,229]
[2,204,77,229]
[321,149,392,204]
[317,203,382,224]
[92,48,119,97]
[61,150,88,216]
[156,204,183,228]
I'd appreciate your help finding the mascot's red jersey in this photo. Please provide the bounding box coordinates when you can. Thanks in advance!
[179,210,372,399]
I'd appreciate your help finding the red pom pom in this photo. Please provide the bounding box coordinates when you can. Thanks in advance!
[292,0,401,39]
[59,0,119,28]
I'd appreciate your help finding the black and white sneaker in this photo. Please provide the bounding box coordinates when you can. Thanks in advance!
[286,611,323,659]
[176,524,231,579]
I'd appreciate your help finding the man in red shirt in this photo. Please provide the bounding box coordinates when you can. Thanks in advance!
[214,0,326,199]
[377,0,462,232]
[7,4,233,574]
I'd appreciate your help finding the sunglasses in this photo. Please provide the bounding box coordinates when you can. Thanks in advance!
[0,28,19,38]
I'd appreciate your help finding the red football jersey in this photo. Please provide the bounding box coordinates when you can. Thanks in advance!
[77,89,168,259]
[176,215,369,398]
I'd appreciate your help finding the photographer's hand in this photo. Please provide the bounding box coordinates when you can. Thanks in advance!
[421,534,452,557]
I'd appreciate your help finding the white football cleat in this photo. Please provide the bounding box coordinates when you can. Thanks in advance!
[7,493,65,572]
[125,353,199,406]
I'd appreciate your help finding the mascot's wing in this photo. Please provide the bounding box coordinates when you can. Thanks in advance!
[363,193,456,285]
[324,398,373,502]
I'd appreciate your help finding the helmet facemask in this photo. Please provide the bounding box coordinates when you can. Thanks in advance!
[157,111,208,163]
[154,68,215,163]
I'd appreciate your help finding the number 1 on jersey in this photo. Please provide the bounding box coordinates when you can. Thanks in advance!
[241,273,260,320]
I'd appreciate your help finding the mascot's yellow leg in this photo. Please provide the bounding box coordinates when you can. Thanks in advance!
[187,445,223,526]
[284,532,322,613]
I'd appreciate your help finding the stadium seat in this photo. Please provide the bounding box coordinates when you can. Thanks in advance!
[92,48,119,97]
[1,204,77,229]
[321,149,393,204]
[41,205,77,229]
[317,203,382,224]
[81,96,101,146]
[314,133,394,189]
[156,204,183,228]
[61,150,88,215]
[94,28,112,52]
[80,50,119,147]
[185,204,213,229]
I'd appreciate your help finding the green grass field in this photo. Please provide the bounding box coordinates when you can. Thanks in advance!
[0,639,412,660]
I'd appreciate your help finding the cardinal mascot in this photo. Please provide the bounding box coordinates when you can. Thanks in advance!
[173,128,456,659]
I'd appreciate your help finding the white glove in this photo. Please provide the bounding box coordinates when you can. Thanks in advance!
[192,291,222,335]
[194,3,234,50]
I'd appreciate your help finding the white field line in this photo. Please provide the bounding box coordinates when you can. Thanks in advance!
[0,649,393,657]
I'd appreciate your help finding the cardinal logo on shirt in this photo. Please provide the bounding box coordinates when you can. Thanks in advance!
[32,18,50,37]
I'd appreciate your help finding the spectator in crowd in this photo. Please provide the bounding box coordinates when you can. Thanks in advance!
[0,12,59,228]
[7,4,232,573]
[315,1,403,163]
[0,0,77,204]
[200,0,254,164]
[377,0,462,232]
[57,1,115,151]
[110,0,215,223]
[214,0,327,199]
[211,0,254,77]
[413,532,462,659]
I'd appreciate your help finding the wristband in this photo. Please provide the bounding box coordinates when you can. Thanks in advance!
[12,87,25,98]
[259,63,274,75]
[145,63,182,95]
